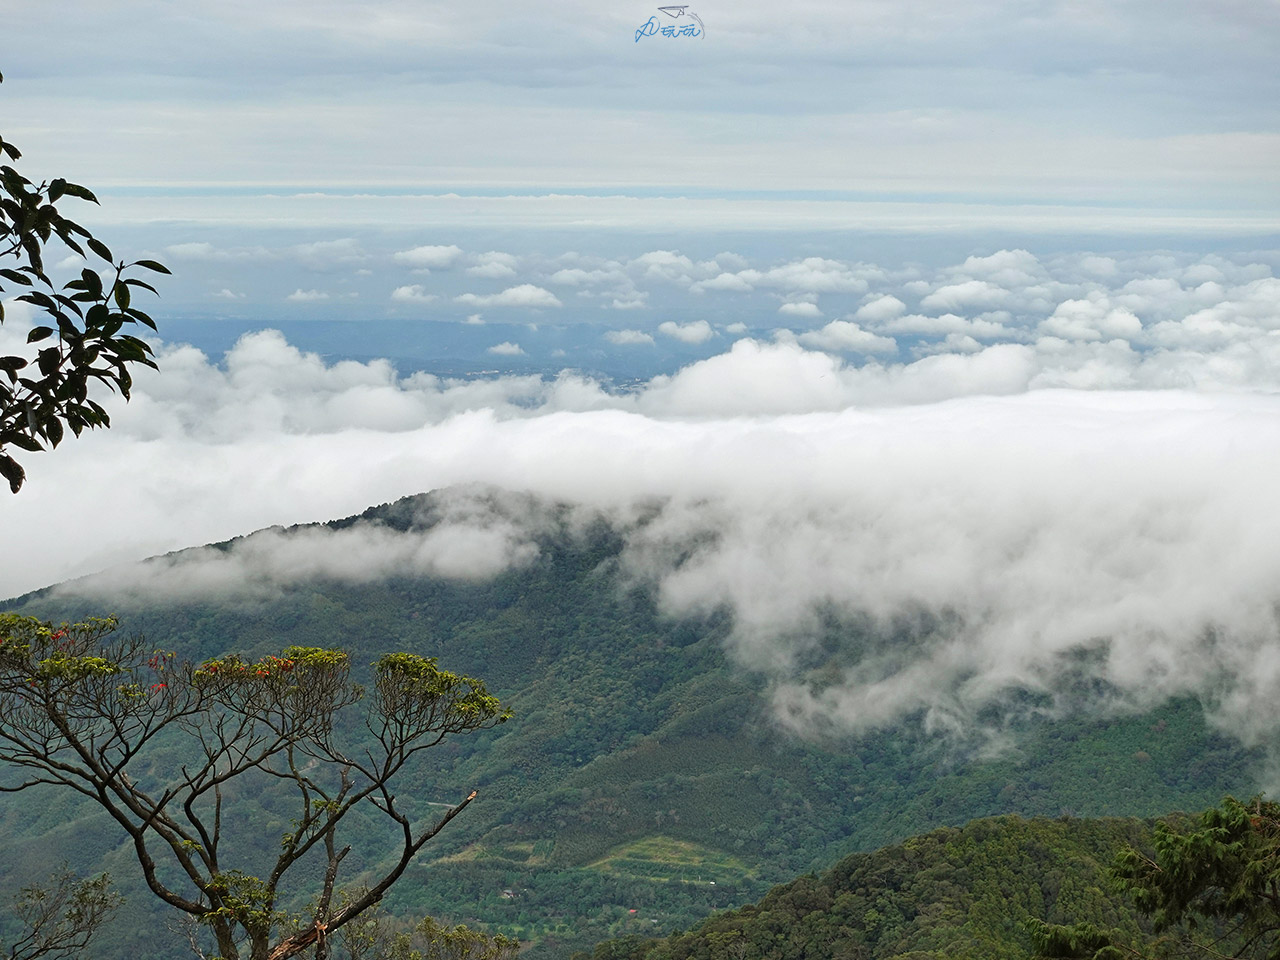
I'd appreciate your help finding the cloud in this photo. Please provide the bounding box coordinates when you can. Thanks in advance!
[695,272,755,293]
[550,267,624,286]
[17,332,1280,766]
[465,313,485,324]
[632,250,698,284]
[285,289,329,302]
[487,341,524,356]
[390,284,437,303]
[455,285,562,308]
[393,244,463,270]
[779,302,822,318]
[64,489,548,602]
[605,329,656,346]
[291,238,367,269]
[798,320,897,354]
[611,294,648,310]
[11,315,1280,766]
[696,258,872,296]
[855,295,907,323]
[214,288,244,300]
[919,279,1012,312]
[1038,294,1143,341]
[658,320,715,344]
[466,251,519,278]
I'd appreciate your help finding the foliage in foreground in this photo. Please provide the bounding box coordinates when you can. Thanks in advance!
[0,613,509,960]
[0,71,169,493]
[1031,796,1280,960]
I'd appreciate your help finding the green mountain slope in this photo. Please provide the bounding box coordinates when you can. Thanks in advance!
[0,489,1262,957]
[576,814,1161,960]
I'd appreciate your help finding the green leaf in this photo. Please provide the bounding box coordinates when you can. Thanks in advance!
[131,259,172,275]
[81,268,104,299]
[86,236,112,262]
[0,268,33,286]
[48,178,67,203]
[123,278,158,295]
[26,326,54,343]
[125,308,157,331]
[112,280,131,310]
[59,182,99,204]
[0,454,24,494]
[20,233,44,276]
[7,433,43,452]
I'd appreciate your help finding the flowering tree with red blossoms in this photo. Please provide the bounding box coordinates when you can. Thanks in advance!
[0,614,510,960]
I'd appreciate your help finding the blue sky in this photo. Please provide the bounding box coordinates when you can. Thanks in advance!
[4,1,1280,746]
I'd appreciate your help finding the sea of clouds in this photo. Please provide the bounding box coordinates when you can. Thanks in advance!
[3,245,1280,752]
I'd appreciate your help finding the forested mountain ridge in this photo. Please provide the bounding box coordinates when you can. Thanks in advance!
[0,488,1262,958]
[577,814,1162,960]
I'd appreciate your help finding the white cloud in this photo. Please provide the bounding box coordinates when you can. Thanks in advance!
[285,289,329,302]
[213,288,244,300]
[855,295,907,323]
[694,272,755,293]
[487,341,525,356]
[466,251,518,278]
[779,302,823,318]
[550,267,623,286]
[920,279,1012,312]
[393,244,463,270]
[465,313,485,324]
[632,250,698,284]
[881,313,1013,340]
[390,284,437,303]
[455,285,562,308]
[15,334,1280,762]
[698,258,872,296]
[1038,294,1143,341]
[658,319,715,344]
[291,238,366,269]
[11,313,1280,760]
[605,329,656,346]
[798,320,898,354]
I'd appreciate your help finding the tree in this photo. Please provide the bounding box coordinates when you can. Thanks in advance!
[0,70,168,493]
[0,866,121,960]
[1030,796,1280,960]
[327,908,521,960]
[0,613,511,960]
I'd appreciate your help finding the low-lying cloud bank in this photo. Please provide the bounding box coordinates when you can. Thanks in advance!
[5,274,1280,756]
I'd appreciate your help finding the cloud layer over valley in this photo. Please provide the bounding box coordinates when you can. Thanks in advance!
[6,246,1280,758]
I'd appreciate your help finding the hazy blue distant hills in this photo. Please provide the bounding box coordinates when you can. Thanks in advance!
[1,488,1261,958]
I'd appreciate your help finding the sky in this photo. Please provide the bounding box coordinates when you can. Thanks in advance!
[3,1,1280,754]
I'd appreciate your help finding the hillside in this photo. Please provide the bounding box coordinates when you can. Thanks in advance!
[575,814,1161,960]
[0,488,1262,958]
